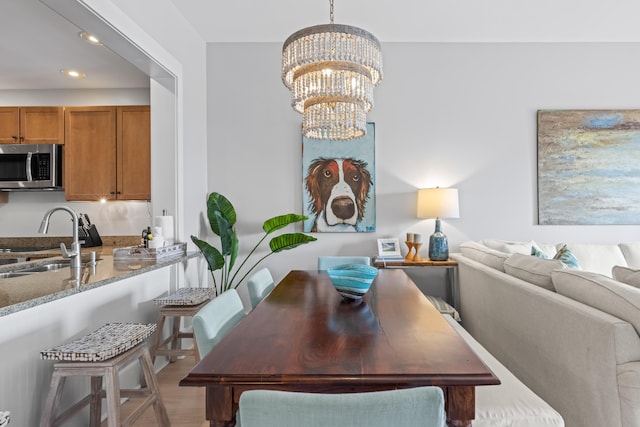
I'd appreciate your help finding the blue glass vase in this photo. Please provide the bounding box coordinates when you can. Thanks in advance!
[428,218,449,261]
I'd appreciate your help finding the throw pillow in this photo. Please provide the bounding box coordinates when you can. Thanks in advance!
[612,265,640,289]
[553,245,580,269]
[619,242,640,268]
[424,295,461,321]
[556,243,625,276]
[531,246,549,259]
[504,254,565,291]
[552,269,640,335]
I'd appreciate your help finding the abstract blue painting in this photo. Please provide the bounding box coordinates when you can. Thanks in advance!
[302,123,376,233]
[538,110,640,225]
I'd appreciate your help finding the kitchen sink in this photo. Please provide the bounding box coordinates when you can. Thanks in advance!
[15,263,70,273]
[0,271,34,279]
[0,257,99,279]
[0,261,73,279]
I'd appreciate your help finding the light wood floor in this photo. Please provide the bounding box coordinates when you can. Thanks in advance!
[102,355,208,427]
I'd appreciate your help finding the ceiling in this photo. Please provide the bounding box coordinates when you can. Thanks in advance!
[168,0,640,44]
[4,0,640,91]
[0,0,149,90]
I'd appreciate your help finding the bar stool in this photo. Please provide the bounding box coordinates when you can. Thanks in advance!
[150,287,215,363]
[40,323,169,427]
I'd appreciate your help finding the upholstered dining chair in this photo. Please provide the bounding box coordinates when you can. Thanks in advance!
[238,386,446,427]
[247,268,275,310]
[192,289,245,359]
[317,256,371,270]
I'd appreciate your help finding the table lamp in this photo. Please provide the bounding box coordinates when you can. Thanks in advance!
[417,188,460,261]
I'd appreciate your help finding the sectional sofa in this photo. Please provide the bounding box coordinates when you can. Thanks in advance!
[451,240,640,427]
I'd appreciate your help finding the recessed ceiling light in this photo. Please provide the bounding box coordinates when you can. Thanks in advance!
[79,31,102,45]
[60,69,86,79]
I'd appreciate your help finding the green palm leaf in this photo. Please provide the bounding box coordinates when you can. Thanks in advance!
[195,192,316,294]
[269,233,317,253]
[263,214,308,234]
[207,192,236,236]
[191,236,225,271]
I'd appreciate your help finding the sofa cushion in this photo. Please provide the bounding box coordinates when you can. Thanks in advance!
[442,315,565,427]
[620,243,640,268]
[557,243,627,277]
[460,241,510,272]
[482,239,536,255]
[552,269,640,335]
[504,254,566,291]
[612,266,640,289]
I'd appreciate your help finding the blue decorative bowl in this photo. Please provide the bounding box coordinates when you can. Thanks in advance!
[327,264,378,300]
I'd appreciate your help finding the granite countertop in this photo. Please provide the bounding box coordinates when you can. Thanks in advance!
[0,249,199,317]
[0,236,141,259]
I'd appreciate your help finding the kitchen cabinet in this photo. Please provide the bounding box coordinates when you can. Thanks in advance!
[0,107,64,144]
[64,106,150,201]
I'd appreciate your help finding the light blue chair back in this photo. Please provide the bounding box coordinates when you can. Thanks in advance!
[317,256,371,270]
[192,289,245,359]
[247,267,275,309]
[238,386,445,427]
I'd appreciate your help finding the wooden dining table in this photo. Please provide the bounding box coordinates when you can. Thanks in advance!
[179,269,499,426]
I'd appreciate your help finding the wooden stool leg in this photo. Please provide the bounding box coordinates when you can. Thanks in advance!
[40,371,66,427]
[169,315,181,362]
[150,311,166,364]
[104,366,121,427]
[140,346,171,426]
[89,376,102,427]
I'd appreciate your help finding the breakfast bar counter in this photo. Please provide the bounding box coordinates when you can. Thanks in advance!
[0,250,199,316]
[0,245,203,426]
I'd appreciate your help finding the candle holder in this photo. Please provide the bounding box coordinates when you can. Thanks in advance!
[405,241,415,261]
[412,243,423,262]
[405,242,423,262]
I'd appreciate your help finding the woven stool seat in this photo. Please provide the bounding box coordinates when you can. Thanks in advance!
[0,411,9,427]
[40,323,169,427]
[150,288,214,363]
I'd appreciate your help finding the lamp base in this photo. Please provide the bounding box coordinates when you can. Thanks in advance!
[428,218,449,261]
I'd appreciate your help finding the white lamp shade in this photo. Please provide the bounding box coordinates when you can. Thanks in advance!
[416,188,460,219]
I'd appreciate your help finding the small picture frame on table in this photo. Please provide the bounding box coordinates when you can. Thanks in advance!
[377,238,401,258]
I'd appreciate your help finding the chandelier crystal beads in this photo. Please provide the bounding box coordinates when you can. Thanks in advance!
[282,7,383,140]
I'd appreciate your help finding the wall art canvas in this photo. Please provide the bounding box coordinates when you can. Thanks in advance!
[302,122,376,232]
[538,109,640,225]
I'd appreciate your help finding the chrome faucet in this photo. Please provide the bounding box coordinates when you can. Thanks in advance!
[38,206,82,282]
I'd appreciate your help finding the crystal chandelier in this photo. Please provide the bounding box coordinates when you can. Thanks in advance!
[282,0,383,140]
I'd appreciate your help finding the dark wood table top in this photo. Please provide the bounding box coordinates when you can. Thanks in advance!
[181,268,497,386]
[180,269,499,426]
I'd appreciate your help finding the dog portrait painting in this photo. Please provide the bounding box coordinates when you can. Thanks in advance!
[302,123,376,233]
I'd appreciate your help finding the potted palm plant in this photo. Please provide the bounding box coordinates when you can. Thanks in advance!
[191,192,316,296]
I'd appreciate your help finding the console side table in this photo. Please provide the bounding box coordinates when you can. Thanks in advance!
[372,258,459,311]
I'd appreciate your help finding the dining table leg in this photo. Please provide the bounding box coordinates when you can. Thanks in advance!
[445,386,475,427]
[206,386,236,426]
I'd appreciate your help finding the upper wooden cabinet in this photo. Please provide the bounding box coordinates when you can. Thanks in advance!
[0,107,64,144]
[64,106,150,201]
[117,106,151,200]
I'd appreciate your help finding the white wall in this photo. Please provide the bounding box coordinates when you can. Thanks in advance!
[207,42,640,288]
[103,0,209,248]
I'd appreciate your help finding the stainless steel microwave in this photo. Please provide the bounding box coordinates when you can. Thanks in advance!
[0,144,63,190]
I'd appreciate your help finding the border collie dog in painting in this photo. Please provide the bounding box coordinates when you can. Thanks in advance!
[305,157,372,232]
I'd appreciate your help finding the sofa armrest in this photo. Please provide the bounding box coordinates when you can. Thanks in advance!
[452,253,640,427]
